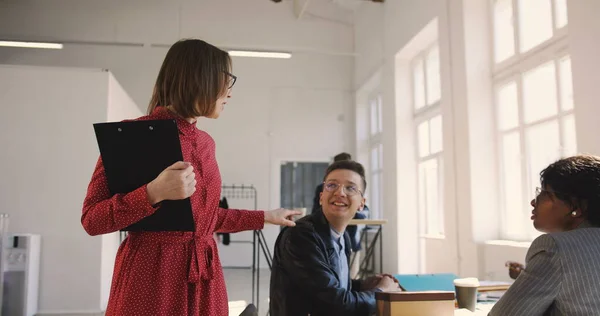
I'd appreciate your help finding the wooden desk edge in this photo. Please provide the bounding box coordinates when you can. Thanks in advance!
[349,219,388,225]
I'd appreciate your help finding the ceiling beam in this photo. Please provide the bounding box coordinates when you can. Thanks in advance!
[293,0,311,20]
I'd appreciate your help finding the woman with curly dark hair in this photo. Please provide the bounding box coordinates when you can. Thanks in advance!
[490,155,600,315]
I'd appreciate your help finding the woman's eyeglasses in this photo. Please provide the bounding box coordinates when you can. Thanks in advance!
[225,71,237,89]
[534,187,547,204]
[534,187,569,204]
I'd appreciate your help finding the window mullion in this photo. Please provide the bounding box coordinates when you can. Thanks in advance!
[422,53,429,107]
[437,155,444,235]
[411,61,417,113]
[423,163,429,234]
[512,0,521,56]
[550,0,558,33]
[517,75,530,240]
[554,58,566,155]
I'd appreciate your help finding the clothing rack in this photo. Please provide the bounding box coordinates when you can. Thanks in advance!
[221,184,273,313]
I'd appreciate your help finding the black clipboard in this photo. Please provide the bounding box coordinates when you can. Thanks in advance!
[93,119,194,231]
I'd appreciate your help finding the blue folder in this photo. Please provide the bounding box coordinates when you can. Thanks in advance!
[393,273,458,292]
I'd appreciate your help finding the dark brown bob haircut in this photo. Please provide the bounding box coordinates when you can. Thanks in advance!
[148,39,232,118]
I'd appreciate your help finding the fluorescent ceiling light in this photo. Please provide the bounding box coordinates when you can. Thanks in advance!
[0,41,63,49]
[228,50,291,59]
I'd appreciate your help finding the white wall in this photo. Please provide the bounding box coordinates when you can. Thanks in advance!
[107,72,143,122]
[353,4,384,90]
[354,0,600,280]
[568,0,600,155]
[354,0,461,276]
[100,73,143,310]
[0,65,113,314]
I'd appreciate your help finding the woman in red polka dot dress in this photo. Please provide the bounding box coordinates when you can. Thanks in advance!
[81,39,300,316]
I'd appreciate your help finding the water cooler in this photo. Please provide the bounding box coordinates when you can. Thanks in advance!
[2,232,41,316]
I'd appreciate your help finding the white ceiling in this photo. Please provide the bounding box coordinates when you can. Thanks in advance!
[330,0,366,11]
[290,0,358,25]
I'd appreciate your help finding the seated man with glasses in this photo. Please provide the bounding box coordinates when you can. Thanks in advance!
[270,160,400,316]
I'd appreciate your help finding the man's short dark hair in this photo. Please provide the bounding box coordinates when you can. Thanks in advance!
[540,155,600,227]
[323,160,367,191]
[333,152,352,162]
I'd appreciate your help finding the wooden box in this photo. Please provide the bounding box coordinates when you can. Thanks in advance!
[376,291,456,316]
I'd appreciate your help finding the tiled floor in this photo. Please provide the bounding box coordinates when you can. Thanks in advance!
[34,269,269,316]
[224,268,271,316]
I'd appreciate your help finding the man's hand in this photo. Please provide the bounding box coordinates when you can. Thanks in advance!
[374,275,401,292]
[360,275,382,291]
[361,274,400,291]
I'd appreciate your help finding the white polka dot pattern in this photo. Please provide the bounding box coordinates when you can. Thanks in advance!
[81,106,265,316]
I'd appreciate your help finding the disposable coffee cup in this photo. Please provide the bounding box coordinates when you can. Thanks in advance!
[454,277,479,312]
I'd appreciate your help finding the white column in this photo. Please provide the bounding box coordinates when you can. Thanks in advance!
[568,0,600,155]
[443,0,499,277]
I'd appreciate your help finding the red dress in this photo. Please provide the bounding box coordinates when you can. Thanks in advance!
[81,106,265,316]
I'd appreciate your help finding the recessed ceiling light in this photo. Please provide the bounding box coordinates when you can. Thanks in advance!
[0,41,63,49]
[228,50,291,59]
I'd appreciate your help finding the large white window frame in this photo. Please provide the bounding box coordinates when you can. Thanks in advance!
[492,0,569,70]
[492,0,575,241]
[368,93,384,220]
[412,43,445,237]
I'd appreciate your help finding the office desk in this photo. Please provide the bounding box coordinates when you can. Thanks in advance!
[454,302,495,315]
[349,219,387,278]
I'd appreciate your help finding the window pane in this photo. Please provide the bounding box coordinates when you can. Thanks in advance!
[501,132,526,239]
[371,146,379,171]
[429,115,443,154]
[419,159,442,235]
[493,0,515,63]
[497,81,519,130]
[378,172,384,218]
[435,157,444,235]
[418,163,427,228]
[413,58,426,110]
[378,143,383,171]
[371,173,380,218]
[562,114,577,157]
[426,45,441,105]
[370,99,378,135]
[523,61,558,123]
[518,0,553,53]
[526,120,561,194]
[356,102,369,142]
[555,0,568,29]
[525,121,561,240]
[377,95,383,133]
[425,160,439,235]
[418,121,430,158]
[559,56,574,111]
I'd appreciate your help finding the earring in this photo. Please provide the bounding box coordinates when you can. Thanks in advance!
[572,211,577,216]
